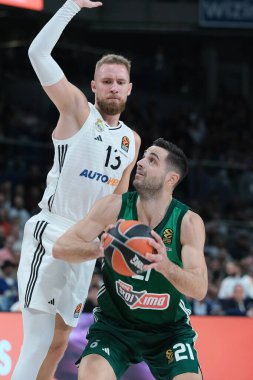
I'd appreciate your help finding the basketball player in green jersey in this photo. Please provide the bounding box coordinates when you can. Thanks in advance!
[53,138,207,380]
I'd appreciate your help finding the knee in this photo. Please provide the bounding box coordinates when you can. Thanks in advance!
[78,355,116,380]
[48,334,69,361]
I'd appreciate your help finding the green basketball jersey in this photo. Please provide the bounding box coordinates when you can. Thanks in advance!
[97,191,192,331]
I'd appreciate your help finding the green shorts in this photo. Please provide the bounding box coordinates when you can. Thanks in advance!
[78,313,201,380]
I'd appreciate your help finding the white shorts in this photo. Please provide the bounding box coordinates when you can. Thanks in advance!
[18,210,96,327]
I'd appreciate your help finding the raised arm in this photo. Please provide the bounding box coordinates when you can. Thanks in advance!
[114,131,141,194]
[144,210,208,301]
[28,0,102,139]
[53,193,122,263]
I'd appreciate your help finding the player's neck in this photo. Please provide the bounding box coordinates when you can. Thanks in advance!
[98,109,120,128]
[137,195,173,229]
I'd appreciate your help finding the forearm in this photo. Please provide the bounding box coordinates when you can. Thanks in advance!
[53,237,102,263]
[162,262,207,301]
[28,0,81,86]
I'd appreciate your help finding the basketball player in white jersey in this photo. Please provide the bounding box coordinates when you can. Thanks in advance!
[12,1,141,379]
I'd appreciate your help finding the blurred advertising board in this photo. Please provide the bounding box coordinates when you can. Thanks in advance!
[199,0,253,28]
[0,0,43,11]
[0,313,23,379]
[1,313,253,379]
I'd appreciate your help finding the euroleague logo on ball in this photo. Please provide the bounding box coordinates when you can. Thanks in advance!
[103,220,154,276]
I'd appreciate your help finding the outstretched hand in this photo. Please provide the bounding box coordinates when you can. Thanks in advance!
[75,0,103,9]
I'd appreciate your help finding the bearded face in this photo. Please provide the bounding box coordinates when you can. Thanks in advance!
[133,174,165,199]
[96,97,126,116]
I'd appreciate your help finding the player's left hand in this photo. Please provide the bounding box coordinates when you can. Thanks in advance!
[143,230,172,275]
[100,219,125,249]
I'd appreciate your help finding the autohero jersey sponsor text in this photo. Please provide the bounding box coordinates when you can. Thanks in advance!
[116,280,170,310]
[79,169,119,187]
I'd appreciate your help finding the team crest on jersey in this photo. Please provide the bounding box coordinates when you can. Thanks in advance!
[95,118,105,132]
[121,136,130,152]
[162,228,173,245]
[74,303,83,318]
[166,348,174,364]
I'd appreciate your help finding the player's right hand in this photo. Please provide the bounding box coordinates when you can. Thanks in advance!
[74,0,103,9]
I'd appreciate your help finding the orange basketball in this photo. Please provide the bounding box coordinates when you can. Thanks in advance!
[103,220,154,276]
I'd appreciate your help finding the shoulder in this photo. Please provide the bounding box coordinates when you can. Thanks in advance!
[133,131,141,152]
[133,130,141,144]
[182,210,204,225]
[90,102,98,113]
[121,121,141,145]
[126,130,141,156]
[181,210,205,243]
[172,198,190,215]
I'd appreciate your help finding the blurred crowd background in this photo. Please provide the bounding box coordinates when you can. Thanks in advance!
[1,0,253,321]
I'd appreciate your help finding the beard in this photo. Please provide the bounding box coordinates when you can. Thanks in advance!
[133,176,164,200]
[97,97,126,115]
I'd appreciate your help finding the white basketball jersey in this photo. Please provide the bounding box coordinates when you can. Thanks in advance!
[39,103,136,221]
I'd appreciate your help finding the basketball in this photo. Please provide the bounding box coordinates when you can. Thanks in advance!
[103,220,154,276]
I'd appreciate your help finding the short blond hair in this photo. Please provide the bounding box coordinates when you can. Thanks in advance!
[95,54,131,78]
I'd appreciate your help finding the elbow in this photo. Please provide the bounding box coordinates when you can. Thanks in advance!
[195,269,208,301]
[28,41,43,64]
[28,43,36,61]
[195,283,208,301]
[195,292,207,302]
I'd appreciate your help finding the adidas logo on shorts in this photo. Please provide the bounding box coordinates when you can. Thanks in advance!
[48,299,55,305]
[102,347,110,355]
